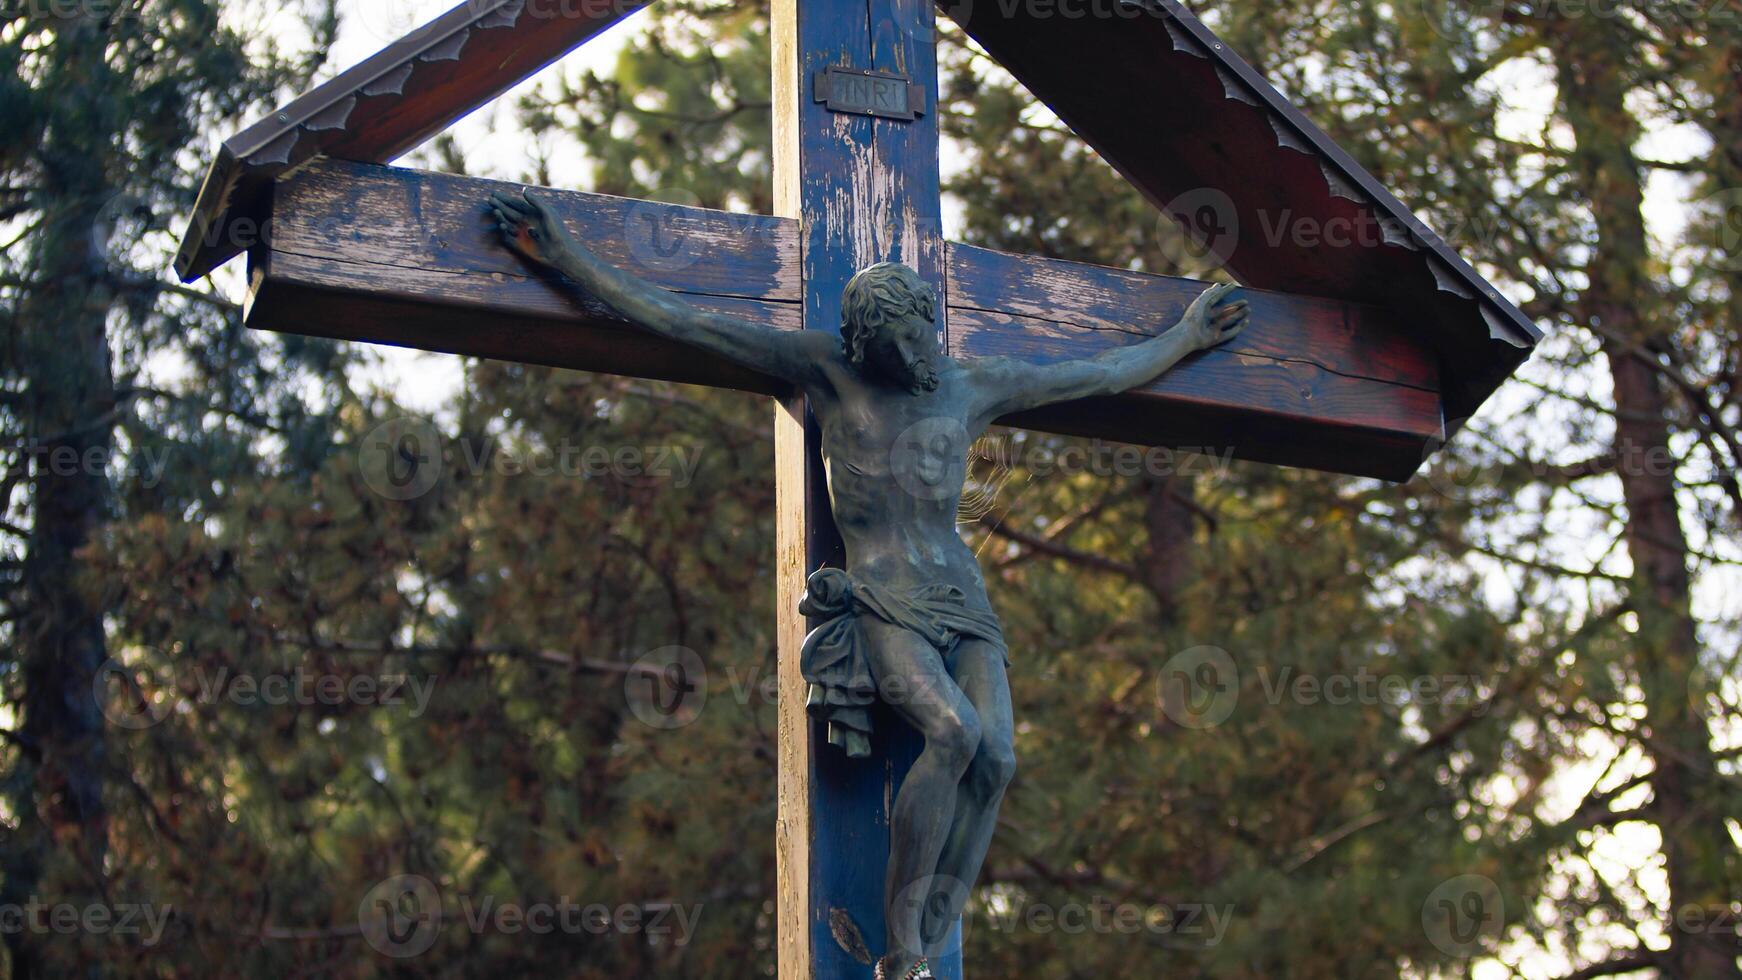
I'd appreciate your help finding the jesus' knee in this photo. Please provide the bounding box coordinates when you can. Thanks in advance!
[923,706,982,778]
[967,736,1016,801]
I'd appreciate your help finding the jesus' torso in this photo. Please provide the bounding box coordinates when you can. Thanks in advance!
[807,356,995,615]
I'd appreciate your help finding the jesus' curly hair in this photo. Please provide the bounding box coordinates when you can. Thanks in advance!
[840,262,936,365]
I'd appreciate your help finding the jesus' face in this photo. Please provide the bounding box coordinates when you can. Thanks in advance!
[864,311,941,395]
[839,262,943,396]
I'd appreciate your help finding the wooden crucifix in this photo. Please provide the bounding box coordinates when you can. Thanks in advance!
[173,0,1540,976]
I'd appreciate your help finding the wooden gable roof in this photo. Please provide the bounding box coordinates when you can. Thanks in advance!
[176,0,1538,438]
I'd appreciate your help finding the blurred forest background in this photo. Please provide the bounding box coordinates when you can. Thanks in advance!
[2,0,1739,976]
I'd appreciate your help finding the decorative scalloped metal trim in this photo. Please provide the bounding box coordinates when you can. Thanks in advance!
[1377,215,1418,250]
[246,129,300,168]
[1216,65,1259,105]
[1164,18,1208,58]
[1269,115,1311,153]
[361,63,415,97]
[1319,161,1365,202]
[1481,305,1528,347]
[1429,257,1475,299]
[476,0,524,29]
[419,29,470,62]
[303,96,356,132]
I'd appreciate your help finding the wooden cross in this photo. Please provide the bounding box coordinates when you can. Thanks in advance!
[174,1,1538,976]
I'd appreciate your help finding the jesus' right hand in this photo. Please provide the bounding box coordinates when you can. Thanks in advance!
[488,189,573,269]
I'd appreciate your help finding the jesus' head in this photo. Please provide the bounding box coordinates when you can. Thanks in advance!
[840,262,941,395]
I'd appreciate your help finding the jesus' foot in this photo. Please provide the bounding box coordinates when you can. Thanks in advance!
[874,954,934,980]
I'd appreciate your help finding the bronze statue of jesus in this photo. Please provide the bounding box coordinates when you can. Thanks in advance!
[489,189,1248,980]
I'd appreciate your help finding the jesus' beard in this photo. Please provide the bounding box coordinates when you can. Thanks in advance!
[903,358,940,395]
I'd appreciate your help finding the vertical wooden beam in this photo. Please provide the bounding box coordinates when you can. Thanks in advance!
[773,0,958,976]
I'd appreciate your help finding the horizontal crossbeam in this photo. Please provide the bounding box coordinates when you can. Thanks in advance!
[246,160,1443,479]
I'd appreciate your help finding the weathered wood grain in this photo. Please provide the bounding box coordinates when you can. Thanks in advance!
[945,244,1442,480]
[248,159,1448,480]
[947,243,1436,391]
[271,159,799,302]
[773,0,968,974]
[246,160,801,395]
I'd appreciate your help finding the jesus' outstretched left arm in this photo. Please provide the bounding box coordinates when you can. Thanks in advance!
[962,281,1249,423]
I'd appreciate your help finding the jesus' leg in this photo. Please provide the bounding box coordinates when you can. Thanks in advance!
[862,618,982,978]
[921,638,1015,955]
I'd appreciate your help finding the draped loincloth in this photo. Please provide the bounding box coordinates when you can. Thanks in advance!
[798,567,1007,759]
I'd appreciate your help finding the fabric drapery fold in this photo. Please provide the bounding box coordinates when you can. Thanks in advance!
[798,567,1006,758]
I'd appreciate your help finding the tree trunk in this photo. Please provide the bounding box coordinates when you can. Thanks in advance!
[2,21,118,979]
[1549,20,1739,979]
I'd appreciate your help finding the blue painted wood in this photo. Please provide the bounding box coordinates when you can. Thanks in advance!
[785,0,962,976]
